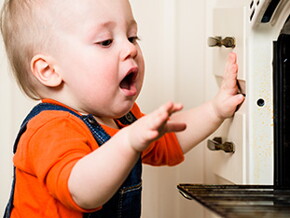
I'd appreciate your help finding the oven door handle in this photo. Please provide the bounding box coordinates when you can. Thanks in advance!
[207,137,235,153]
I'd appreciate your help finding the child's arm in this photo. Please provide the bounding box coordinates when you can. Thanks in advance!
[68,52,243,210]
[171,52,245,153]
[68,102,186,210]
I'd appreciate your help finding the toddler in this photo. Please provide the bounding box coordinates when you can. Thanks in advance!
[0,0,244,217]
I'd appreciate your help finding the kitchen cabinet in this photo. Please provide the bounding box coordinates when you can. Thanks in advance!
[205,0,290,190]
[205,0,275,187]
[206,6,247,184]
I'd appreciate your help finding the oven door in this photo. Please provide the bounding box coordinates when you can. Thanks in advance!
[177,184,290,217]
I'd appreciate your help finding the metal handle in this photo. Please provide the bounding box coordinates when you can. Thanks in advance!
[208,36,236,48]
[207,137,235,153]
[178,190,193,200]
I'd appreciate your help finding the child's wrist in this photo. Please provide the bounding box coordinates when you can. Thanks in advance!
[208,100,225,123]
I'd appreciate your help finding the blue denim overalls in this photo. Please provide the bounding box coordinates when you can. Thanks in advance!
[4,103,142,218]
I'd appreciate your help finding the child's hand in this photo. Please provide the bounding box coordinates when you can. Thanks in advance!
[212,52,245,120]
[127,102,186,152]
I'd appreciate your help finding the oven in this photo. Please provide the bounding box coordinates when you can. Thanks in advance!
[178,0,290,217]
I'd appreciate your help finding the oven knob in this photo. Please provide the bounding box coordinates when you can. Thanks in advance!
[207,137,235,153]
[208,36,236,48]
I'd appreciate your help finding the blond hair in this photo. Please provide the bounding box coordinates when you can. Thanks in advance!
[1,0,55,100]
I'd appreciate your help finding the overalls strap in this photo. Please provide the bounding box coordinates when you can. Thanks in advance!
[4,103,142,218]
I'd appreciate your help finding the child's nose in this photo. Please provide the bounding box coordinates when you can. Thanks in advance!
[120,40,138,61]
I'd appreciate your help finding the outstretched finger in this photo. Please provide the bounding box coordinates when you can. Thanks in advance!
[162,101,183,116]
[150,102,183,130]
[165,122,186,133]
[223,53,239,90]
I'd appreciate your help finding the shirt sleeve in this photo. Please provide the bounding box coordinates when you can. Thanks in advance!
[141,132,184,166]
[23,111,101,212]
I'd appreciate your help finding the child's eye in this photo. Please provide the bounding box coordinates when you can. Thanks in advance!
[128,36,140,44]
[97,39,113,47]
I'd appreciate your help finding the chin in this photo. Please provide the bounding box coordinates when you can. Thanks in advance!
[114,101,135,118]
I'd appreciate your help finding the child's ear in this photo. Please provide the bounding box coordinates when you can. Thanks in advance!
[31,55,63,87]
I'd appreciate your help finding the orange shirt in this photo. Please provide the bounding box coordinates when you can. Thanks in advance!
[11,99,184,218]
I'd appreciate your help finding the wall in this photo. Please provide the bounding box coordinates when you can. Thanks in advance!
[0,0,206,217]
[131,0,206,217]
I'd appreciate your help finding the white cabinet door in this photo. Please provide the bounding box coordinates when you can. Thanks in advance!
[205,7,247,184]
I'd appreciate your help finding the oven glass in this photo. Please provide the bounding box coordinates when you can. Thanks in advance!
[273,15,290,189]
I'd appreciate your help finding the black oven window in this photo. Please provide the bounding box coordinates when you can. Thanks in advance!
[273,15,290,189]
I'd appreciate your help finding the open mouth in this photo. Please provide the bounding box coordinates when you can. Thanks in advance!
[120,71,137,90]
[119,67,138,96]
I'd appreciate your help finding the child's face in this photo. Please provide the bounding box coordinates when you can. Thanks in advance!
[49,0,145,118]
